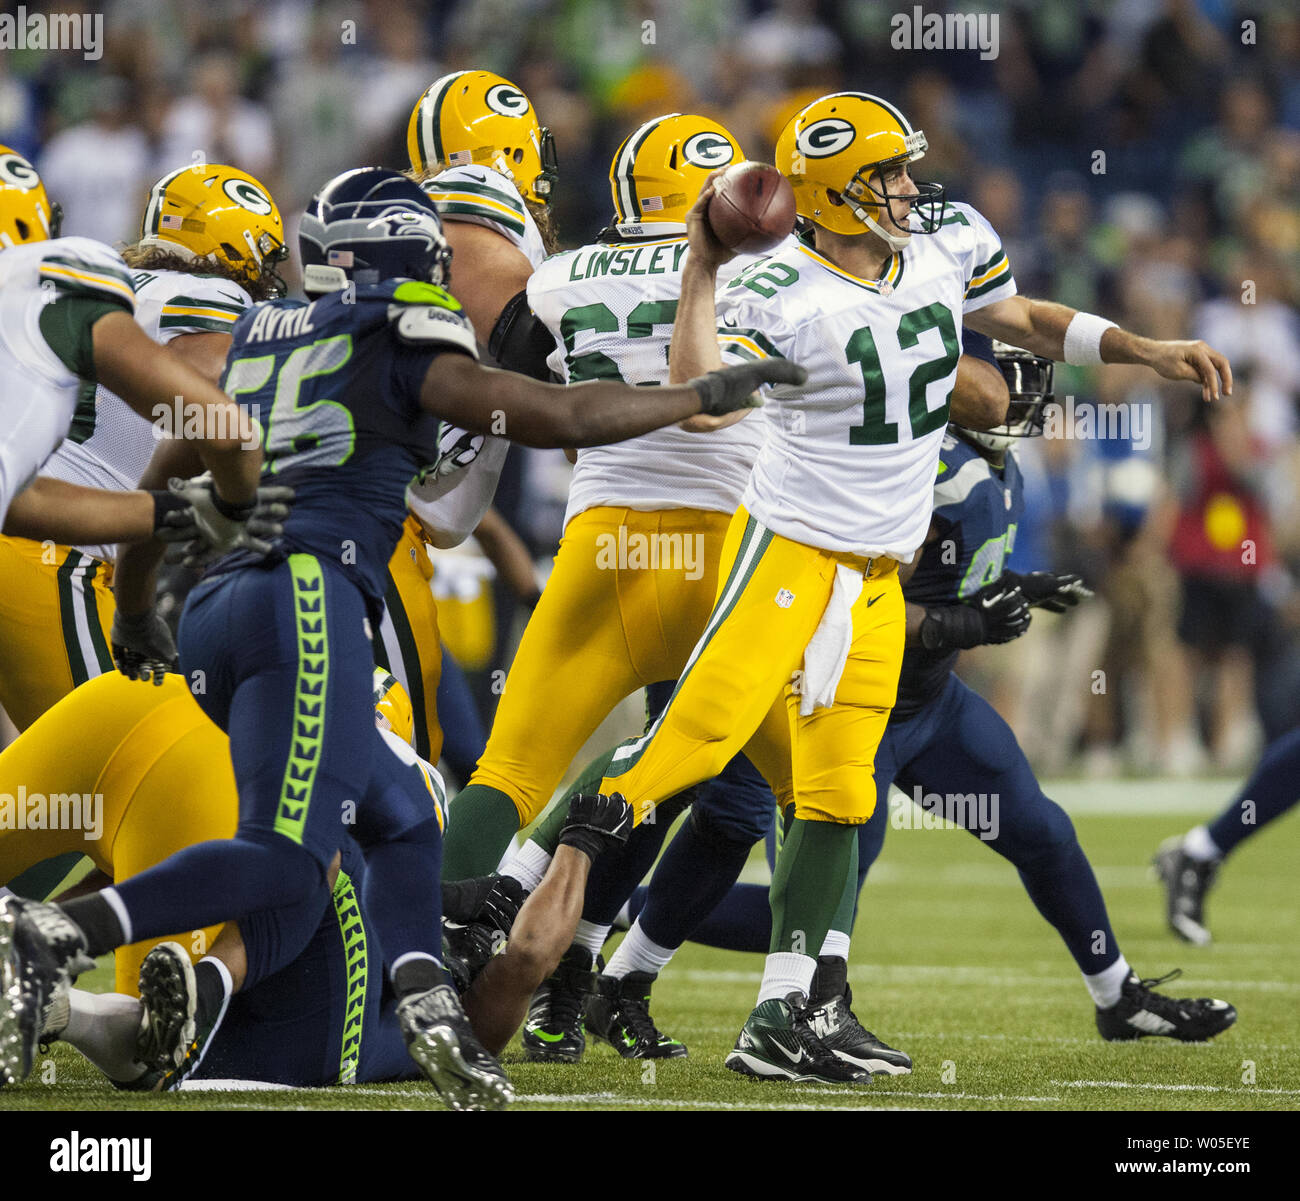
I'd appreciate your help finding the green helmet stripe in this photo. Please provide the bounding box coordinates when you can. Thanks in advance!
[423,71,466,168]
[613,114,670,223]
[142,166,189,238]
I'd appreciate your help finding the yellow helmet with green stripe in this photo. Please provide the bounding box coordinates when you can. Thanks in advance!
[373,667,414,747]
[0,145,61,247]
[407,70,557,206]
[775,92,945,246]
[138,163,287,290]
[609,113,742,227]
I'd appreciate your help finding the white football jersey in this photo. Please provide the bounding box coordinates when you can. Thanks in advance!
[0,236,135,526]
[716,202,1016,560]
[529,230,795,526]
[424,164,547,270]
[40,269,251,562]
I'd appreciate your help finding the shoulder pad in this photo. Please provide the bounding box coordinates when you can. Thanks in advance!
[389,298,479,358]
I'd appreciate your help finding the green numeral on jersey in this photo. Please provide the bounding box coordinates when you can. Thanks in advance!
[846,303,961,445]
[730,261,799,299]
[560,299,680,382]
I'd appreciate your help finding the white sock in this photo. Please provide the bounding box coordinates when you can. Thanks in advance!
[757,952,817,1006]
[1084,955,1132,1009]
[604,920,677,980]
[572,918,611,957]
[502,840,553,893]
[1182,825,1223,863]
[62,989,149,1083]
[819,929,851,959]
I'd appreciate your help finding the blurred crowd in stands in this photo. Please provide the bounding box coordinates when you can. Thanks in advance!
[3,0,1298,777]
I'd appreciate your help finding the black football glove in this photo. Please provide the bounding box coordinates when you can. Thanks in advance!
[558,792,634,862]
[155,475,294,569]
[688,359,808,417]
[919,580,1031,651]
[1000,569,1094,613]
[111,608,178,684]
[442,874,526,986]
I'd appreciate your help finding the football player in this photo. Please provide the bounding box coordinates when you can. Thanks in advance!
[1155,736,1300,944]
[0,147,265,565]
[0,167,796,1104]
[619,337,1238,1064]
[575,91,1231,1084]
[378,69,559,763]
[0,161,286,735]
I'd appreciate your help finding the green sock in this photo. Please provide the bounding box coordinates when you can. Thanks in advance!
[530,747,618,856]
[442,785,522,880]
[768,818,856,957]
[829,836,860,935]
[7,852,87,900]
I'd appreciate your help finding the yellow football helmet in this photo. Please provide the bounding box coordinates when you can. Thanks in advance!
[138,163,287,291]
[609,113,743,227]
[0,145,61,248]
[373,667,415,747]
[775,92,945,246]
[407,70,557,206]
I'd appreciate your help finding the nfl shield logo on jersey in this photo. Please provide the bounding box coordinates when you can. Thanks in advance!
[775,588,795,609]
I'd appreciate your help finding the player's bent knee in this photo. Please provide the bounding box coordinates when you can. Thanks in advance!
[692,791,770,847]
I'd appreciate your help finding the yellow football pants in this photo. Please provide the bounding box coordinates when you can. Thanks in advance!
[377,516,444,764]
[0,674,233,994]
[469,505,793,825]
[600,507,904,825]
[0,534,116,732]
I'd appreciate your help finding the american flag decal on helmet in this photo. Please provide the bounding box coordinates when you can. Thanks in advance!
[327,249,354,266]
[160,214,185,230]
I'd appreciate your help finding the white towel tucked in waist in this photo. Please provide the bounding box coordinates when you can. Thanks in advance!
[799,563,863,716]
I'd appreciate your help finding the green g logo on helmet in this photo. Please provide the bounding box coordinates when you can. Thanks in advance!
[223,177,274,216]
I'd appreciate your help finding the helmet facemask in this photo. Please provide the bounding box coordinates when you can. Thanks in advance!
[962,348,1055,453]
[840,142,945,250]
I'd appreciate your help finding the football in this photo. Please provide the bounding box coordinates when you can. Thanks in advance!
[706,161,796,254]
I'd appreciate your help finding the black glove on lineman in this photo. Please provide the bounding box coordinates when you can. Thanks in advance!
[919,579,1031,651]
[688,359,808,417]
[154,475,295,569]
[1000,569,1094,613]
[111,608,178,684]
[558,792,634,862]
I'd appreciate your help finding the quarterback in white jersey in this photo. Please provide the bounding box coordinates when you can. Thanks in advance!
[0,159,280,733]
[592,91,1232,1087]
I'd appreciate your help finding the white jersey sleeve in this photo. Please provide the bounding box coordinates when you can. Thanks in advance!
[423,165,547,270]
[947,202,1016,313]
[136,269,251,341]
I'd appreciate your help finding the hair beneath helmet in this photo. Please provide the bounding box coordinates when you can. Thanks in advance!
[608,112,743,227]
[298,167,452,296]
[407,70,557,207]
[0,145,60,248]
[119,245,278,302]
[137,164,287,293]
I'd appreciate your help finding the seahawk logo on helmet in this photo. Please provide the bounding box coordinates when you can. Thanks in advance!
[776,92,944,249]
[609,113,743,228]
[0,145,61,247]
[298,167,453,296]
[407,70,558,206]
[139,163,286,290]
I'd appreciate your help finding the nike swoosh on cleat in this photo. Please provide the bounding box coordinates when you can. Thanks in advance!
[530,1029,567,1043]
[771,1040,806,1065]
[1127,1011,1176,1035]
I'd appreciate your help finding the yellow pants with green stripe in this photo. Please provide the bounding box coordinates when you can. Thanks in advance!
[376,516,444,763]
[469,505,794,826]
[0,534,116,731]
[600,506,904,825]
[0,673,233,994]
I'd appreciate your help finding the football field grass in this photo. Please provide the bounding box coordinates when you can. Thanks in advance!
[2,777,1296,1112]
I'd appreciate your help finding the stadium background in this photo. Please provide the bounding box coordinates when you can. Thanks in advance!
[1,0,1298,786]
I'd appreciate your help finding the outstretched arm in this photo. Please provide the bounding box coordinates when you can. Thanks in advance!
[966,295,1232,403]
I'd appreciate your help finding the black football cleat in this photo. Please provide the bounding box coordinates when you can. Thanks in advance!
[725,993,870,1084]
[135,942,229,1091]
[398,982,514,1111]
[585,971,687,1059]
[1154,837,1219,945]
[443,874,526,989]
[805,985,912,1076]
[521,945,597,1063]
[1096,969,1237,1042]
[0,897,94,1086]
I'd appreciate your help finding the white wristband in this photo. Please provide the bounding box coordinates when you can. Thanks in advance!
[1063,312,1118,366]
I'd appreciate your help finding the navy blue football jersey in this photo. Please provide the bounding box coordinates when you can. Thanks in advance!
[894,430,1024,719]
[218,280,478,605]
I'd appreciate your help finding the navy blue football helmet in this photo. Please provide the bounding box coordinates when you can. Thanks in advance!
[298,167,453,295]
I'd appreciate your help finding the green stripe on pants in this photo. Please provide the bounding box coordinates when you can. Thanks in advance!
[275,555,329,844]
[332,868,368,1084]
